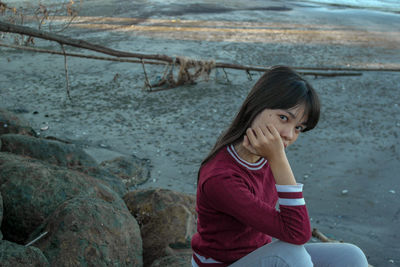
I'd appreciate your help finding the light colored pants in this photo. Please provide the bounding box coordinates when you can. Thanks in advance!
[228,240,368,267]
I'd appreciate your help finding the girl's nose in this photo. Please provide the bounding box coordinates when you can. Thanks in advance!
[280,127,294,140]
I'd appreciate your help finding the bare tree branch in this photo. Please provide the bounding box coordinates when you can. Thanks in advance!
[0,20,175,62]
[59,43,71,100]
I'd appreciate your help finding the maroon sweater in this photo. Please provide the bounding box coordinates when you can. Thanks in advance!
[191,145,311,266]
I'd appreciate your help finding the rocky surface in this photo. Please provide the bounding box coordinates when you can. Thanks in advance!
[0,152,124,244]
[150,252,192,267]
[0,109,196,266]
[0,240,50,267]
[124,188,196,266]
[0,108,37,137]
[100,155,152,188]
[0,133,97,168]
[30,196,143,267]
[0,192,3,240]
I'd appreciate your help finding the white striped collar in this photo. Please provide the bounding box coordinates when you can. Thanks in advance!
[227,144,267,171]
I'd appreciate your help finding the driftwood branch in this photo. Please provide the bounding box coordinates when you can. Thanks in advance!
[0,20,364,76]
[0,41,363,78]
[0,42,167,65]
[0,20,174,62]
[3,18,400,93]
[1,20,399,73]
[312,228,340,243]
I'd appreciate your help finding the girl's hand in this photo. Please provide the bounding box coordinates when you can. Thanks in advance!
[242,124,286,163]
[243,124,297,185]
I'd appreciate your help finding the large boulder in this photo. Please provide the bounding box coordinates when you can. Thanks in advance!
[124,189,196,267]
[0,134,97,168]
[150,251,192,267]
[30,196,143,267]
[0,240,49,266]
[0,134,130,196]
[0,152,124,244]
[100,155,151,188]
[73,165,128,197]
[0,192,3,240]
[0,109,37,136]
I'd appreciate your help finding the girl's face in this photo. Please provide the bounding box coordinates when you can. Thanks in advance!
[250,104,308,148]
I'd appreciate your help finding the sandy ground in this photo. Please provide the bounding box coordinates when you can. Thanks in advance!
[1,0,400,266]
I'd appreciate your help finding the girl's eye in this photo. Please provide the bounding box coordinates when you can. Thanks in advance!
[279,115,288,121]
[295,126,304,132]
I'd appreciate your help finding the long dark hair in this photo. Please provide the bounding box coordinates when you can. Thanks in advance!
[201,65,321,167]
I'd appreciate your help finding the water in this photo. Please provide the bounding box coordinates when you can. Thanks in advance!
[6,0,400,14]
[297,0,400,13]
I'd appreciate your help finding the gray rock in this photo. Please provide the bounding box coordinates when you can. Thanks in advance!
[0,192,2,240]
[150,252,192,267]
[73,165,127,197]
[100,155,151,188]
[0,109,37,137]
[0,152,123,244]
[124,188,196,267]
[30,196,143,267]
[0,134,129,196]
[0,134,97,168]
[0,240,49,266]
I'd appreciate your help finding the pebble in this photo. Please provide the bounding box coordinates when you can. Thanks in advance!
[341,189,349,195]
[389,190,396,194]
[389,259,394,264]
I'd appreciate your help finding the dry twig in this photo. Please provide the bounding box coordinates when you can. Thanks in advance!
[312,228,340,243]
[59,43,71,100]
[141,58,152,91]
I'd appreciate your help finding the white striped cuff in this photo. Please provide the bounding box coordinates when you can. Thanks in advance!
[278,198,306,206]
[275,183,303,192]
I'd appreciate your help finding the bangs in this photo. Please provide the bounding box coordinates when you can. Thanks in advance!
[301,87,320,132]
[272,79,320,132]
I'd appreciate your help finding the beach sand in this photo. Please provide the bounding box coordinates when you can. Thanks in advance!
[1,0,399,265]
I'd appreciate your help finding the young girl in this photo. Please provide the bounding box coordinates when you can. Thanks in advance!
[191,66,368,267]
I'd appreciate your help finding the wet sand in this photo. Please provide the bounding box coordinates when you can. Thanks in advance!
[1,0,400,266]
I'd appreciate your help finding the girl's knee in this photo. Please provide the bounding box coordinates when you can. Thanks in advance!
[307,242,369,267]
[341,243,369,266]
[270,241,313,267]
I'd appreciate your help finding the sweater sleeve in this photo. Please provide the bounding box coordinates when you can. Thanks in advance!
[202,174,311,245]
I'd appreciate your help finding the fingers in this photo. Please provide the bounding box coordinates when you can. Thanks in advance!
[246,128,257,145]
[242,124,285,160]
[266,124,280,138]
[245,125,282,149]
[243,135,257,154]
